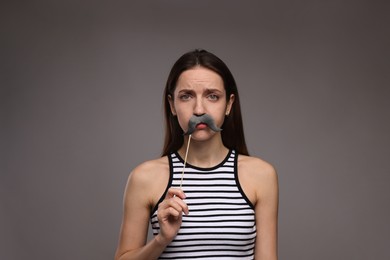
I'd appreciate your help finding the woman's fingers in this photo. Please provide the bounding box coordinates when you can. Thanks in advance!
[166,187,186,200]
[160,188,189,216]
[156,188,189,243]
[165,197,189,216]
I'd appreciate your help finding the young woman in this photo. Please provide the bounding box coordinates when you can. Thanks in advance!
[115,49,279,260]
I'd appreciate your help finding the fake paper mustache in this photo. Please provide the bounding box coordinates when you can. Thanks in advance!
[183,114,222,135]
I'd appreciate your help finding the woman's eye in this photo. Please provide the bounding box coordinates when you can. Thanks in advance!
[208,94,219,101]
[179,94,191,100]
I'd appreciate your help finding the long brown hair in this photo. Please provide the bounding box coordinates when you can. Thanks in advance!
[162,49,249,156]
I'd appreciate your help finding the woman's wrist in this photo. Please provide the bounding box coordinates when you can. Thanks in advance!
[154,234,171,248]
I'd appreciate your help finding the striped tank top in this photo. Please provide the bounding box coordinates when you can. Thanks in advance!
[150,150,257,259]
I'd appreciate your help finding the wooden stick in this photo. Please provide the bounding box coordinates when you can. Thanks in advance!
[179,134,191,189]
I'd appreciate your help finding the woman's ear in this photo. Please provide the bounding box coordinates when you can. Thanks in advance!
[225,94,235,116]
[168,95,177,116]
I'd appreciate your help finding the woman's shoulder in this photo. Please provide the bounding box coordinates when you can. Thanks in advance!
[133,156,169,172]
[128,156,170,185]
[123,156,171,213]
[237,154,278,205]
[237,154,278,182]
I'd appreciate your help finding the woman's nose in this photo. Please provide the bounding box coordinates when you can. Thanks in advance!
[193,98,205,116]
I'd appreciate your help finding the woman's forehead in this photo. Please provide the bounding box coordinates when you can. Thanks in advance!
[176,67,224,91]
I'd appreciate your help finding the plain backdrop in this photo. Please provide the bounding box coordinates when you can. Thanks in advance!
[1,1,389,259]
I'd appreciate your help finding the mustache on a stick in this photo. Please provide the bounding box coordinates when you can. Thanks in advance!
[183,114,222,135]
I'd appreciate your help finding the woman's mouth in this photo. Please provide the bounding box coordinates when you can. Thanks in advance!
[196,123,208,130]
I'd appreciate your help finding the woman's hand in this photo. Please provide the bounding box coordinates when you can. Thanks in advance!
[156,188,189,246]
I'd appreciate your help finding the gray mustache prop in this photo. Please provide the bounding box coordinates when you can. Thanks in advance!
[184,114,222,135]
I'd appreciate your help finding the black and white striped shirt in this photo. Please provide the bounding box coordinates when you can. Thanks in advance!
[150,150,256,259]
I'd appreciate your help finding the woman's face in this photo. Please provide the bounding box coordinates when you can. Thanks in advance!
[168,66,234,141]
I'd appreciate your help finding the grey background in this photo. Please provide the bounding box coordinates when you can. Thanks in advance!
[1,0,389,259]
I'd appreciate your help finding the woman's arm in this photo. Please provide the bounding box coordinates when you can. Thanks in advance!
[115,164,165,260]
[239,156,279,260]
[254,161,279,260]
[115,161,188,260]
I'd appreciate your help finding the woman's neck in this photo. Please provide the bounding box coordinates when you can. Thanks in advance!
[178,134,229,168]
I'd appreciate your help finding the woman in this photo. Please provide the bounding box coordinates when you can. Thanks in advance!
[115,49,278,260]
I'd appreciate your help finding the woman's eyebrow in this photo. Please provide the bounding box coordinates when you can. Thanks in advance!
[177,89,195,94]
[204,88,223,94]
[177,88,223,94]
